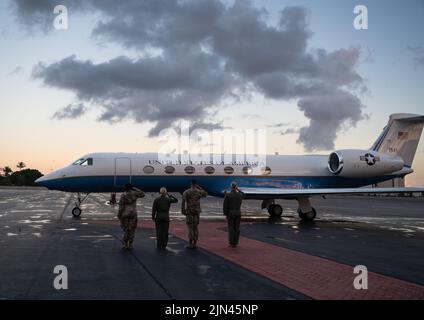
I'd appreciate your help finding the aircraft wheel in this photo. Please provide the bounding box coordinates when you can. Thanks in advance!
[298,207,316,221]
[268,204,283,218]
[72,207,82,217]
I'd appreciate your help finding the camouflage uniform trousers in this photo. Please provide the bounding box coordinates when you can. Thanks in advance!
[121,216,138,245]
[186,214,200,241]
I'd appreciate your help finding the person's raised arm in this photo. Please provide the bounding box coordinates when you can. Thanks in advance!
[132,187,145,198]
[236,187,245,198]
[196,186,208,197]
[151,198,157,220]
[168,194,178,204]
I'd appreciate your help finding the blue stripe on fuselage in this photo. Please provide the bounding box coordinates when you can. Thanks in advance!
[38,175,400,196]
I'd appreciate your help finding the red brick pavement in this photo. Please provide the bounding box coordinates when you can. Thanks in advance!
[86,219,424,300]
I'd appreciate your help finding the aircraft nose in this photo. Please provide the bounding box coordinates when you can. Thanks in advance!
[34,170,66,189]
[34,175,47,186]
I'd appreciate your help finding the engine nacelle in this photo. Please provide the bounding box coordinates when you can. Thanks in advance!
[327,149,404,178]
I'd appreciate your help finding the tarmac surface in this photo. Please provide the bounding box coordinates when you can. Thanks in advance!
[0,187,424,299]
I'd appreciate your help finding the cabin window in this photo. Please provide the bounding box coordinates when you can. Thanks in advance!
[143,165,154,174]
[164,166,175,174]
[224,166,234,174]
[184,166,195,174]
[261,166,272,175]
[242,166,253,175]
[204,166,215,174]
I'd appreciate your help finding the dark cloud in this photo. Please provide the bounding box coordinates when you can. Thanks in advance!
[297,89,365,151]
[33,50,233,136]
[14,0,366,150]
[52,103,87,120]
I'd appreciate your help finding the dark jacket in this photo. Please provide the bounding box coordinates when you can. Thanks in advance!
[223,190,244,216]
[152,194,178,220]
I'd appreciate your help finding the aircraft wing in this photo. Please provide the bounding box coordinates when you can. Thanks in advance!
[238,187,424,199]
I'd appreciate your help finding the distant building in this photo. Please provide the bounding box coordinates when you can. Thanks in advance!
[375,177,405,188]
[371,177,424,197]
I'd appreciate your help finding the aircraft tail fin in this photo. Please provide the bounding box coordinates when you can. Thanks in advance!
[371,113,424,167]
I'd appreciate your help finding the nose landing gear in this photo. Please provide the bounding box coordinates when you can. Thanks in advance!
[72,207,82,217]
[71,193,90,217]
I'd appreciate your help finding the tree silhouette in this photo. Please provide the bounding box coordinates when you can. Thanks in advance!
[17,162,26,171]
[10,169,43,186]
[3,166,13,177]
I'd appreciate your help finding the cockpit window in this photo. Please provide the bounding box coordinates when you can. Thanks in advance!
[81,158,93,166]
[72,158,85,165]
[73,158,93,166]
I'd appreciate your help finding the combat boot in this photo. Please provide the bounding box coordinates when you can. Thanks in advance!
[185,240,193,249]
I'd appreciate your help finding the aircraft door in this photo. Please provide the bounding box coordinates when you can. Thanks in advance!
[115,158,132,187]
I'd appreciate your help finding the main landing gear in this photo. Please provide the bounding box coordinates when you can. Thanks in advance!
[72,193,90,217]
[297,197,316,222]
[262,197,317,221]
[298,207,317,221]
[262,200,283,218]
[268,204,283,218]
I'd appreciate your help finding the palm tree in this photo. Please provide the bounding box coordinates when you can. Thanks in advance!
[3,166,13,177]
[17,162,26,171]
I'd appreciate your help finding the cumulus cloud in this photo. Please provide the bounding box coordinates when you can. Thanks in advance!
[52,103,87,120]
[33,51,233,136]
[14,0,366,150]
[297,89,365,150]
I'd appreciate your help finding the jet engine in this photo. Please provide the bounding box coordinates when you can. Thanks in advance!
[327,149,404,178]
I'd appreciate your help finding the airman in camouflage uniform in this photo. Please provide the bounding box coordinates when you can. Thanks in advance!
[181,180,208,249]
[118,183,145,250]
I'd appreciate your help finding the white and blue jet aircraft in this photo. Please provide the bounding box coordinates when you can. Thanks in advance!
[35,113,424,220]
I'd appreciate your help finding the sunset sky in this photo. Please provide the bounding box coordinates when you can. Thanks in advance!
[1,0,423,186]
